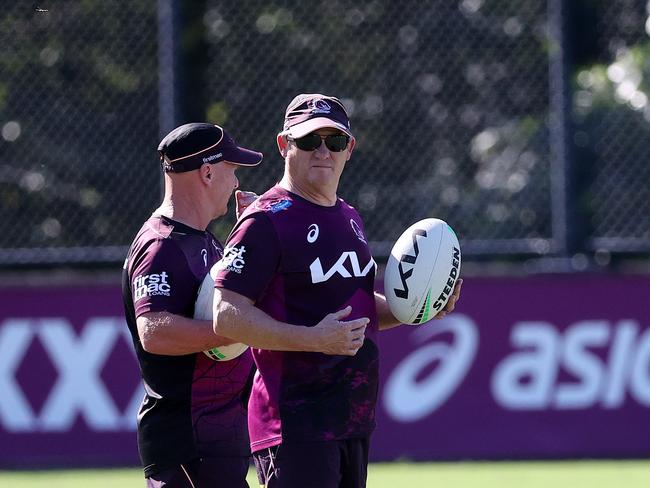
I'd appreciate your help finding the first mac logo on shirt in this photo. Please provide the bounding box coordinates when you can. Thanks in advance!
[220,246,247,274]
[133,272,171,301]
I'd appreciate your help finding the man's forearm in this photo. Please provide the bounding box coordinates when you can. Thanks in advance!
[213,296,315,351]
[375,291,402,331]
[214,288,369,356]
[137,312,236,355]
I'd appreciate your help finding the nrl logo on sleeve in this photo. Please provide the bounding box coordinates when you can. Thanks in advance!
[133,272,171,301]
[269,199,292,213]
[219,245,247,274]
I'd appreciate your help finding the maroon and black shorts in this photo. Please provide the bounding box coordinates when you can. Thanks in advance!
[146,456,250,488]
[252,438,370,488]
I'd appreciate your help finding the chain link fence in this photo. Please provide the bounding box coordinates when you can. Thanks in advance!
[0,1,648,266]
[574,0,650,253]
[202,0,553,256]
[0,1,159,264]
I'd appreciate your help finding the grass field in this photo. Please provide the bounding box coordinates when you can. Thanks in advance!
[2,461,649,487]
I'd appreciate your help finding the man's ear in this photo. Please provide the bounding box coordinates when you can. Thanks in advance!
[199,163,212,184]
[277,133,289,157]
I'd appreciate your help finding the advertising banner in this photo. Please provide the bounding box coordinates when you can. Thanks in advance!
[375,275,650,460]
[1,275,648,468]
[0,284,141,468]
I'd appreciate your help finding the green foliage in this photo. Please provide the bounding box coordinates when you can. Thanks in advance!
[570,4,650,243]
[0,2,159,251]
[2,0,648,260]
[200,1,553,244]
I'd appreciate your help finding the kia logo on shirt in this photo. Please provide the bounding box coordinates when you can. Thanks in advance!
[309,252,376,283]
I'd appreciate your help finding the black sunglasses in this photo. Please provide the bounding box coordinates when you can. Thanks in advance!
[288,133,350,152]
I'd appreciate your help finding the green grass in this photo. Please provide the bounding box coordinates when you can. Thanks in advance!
[1,461,649,487]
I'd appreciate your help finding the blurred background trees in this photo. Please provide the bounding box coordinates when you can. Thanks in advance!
[1,0,648,266]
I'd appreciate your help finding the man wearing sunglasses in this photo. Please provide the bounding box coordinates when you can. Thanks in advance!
[212,94,462,487]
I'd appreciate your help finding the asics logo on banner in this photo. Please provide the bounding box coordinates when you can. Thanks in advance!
[309,99,331,114]
[133,272,170,301]
[307,224,319,243]
[220,245,246,274]
[383,315,478,422]
[350,219,366,243]
[491,319,650,410]
[310,252,376,283]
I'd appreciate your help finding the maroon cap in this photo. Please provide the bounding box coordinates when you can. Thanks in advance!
[282,94,353,138]
[158,123,263,173]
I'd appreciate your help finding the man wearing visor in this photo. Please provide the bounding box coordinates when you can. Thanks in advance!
[211,95,462,487]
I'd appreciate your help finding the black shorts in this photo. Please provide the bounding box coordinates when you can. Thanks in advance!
[146,456,250,488]
[252,438,370,488]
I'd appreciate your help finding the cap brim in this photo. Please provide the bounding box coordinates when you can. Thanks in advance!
[221,146,263,166]
[287,117,353,138]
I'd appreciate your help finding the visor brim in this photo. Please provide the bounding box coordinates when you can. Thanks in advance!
[221,146,263,166]
[286,117,353,139]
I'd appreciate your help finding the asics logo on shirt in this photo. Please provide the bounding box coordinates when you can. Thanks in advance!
[307,224,319,243]
[310,252,376,283]
[133,272,171,301]
[201,248,208,267]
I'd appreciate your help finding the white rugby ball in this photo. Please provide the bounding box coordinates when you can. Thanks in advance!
[194,263,248,361]
[384,218,461,325]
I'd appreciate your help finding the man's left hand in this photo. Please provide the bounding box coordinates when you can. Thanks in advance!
[235,190,258,219]
[434,278,463,319]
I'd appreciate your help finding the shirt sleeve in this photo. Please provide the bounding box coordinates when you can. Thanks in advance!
[130,238,198,318]
[214,212,280,302]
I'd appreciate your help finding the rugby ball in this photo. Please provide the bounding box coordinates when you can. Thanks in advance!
[384,218,461,325]
[194,263,248,361]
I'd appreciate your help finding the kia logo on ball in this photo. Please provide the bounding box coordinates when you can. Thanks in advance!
[394,228,427,299]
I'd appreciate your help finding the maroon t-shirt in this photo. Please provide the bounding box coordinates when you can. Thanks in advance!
[214,186,379,452]
[122,215,254,476]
